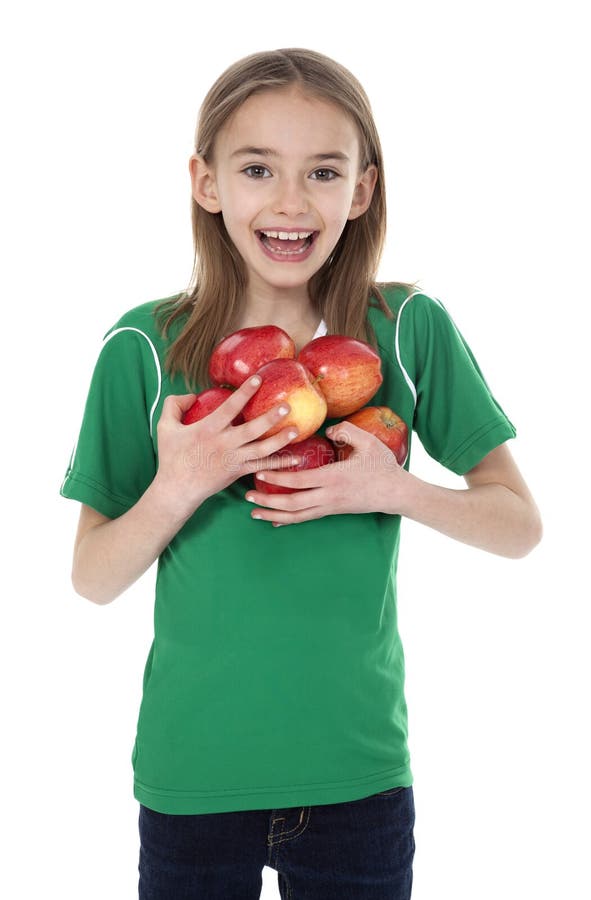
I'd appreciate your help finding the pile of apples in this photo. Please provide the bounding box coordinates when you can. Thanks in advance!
[182,325,408,494]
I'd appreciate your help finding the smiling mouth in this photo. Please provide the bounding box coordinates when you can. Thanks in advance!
[256,229,317,255]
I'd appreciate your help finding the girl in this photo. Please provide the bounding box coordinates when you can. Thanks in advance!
[61,48,542,900]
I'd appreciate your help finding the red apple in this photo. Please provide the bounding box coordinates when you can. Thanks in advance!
[182,387,244,426]
[254,436,336,494]
[209,325,295,388]
[297,335,383,417]
[335,406,408,465]
[241,358,327,443]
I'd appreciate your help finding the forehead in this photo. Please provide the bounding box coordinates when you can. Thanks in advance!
[215,87,361,160]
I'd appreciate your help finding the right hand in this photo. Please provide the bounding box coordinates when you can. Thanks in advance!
[153,376,301,517]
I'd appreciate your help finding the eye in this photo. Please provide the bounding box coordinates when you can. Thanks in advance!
[310,168,339,181]
[242,165,271,179]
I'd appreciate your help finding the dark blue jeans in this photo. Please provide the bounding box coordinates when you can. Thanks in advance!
[138,786,415,899]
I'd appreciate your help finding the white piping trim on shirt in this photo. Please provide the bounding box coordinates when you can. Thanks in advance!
[103,326,162,437]
[394,290,446,408]
[394,291,437,470]
[62,326,161,491]
[394,291,421,406]
[61,440,79,494]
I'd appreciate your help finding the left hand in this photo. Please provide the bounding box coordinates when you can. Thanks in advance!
[244,422,408,526]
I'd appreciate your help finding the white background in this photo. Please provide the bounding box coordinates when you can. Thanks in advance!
[2,0,589,897]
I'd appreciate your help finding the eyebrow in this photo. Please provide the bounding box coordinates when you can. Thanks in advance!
[231,146,350,162]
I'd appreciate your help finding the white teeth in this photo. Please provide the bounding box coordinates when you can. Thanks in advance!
[260,230,313,240]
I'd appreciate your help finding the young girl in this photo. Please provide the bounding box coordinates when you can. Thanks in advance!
[61,48,541,900]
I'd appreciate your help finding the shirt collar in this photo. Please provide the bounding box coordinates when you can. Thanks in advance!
[312,319,328,339]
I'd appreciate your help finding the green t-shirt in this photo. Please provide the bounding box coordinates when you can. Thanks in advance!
[61,286,516,814]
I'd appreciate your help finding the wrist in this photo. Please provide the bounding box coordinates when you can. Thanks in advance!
[147,474,206,529]
[383,466,422,517]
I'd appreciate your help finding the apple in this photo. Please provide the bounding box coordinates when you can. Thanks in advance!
[335,406,408,465]
[182,387,244,426]
[241,358,327,443]
[209,325,295,389]
[253,436,335,494]
[297,335,383,417]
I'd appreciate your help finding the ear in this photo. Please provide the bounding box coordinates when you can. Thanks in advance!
[348,164,378,221]
[189,153,222,213]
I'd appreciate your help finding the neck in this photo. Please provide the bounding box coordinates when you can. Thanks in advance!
[231,288,320,349]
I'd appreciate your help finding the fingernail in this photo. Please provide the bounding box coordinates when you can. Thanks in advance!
[245,494,256,501]
[278,405,289,415]
[250,376,261,386]
[288,430,298,440]
[257,474,266,481]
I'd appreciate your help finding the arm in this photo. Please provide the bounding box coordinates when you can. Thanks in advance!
[395,442,542,558]
[71,484,195,606]
[70,380,304,605]
[244,431,542,559]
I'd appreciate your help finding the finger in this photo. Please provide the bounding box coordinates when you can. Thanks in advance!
[218,423,301,478]
[325,422,372,448]
[250,467,329,490]
[266,452,307,470]
[245,483,325,512]
[249,448,307,473]
[249,500,326,526]
[242,423,308,468]
[209,375,266,429]
[235,402,298,448]
[161,393,198,422]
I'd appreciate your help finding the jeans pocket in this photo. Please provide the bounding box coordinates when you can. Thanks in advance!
[376,786,405,798]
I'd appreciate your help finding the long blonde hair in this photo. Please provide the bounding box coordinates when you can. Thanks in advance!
[158,48,416,389]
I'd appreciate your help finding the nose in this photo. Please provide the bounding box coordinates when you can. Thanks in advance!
[271,176,310,218]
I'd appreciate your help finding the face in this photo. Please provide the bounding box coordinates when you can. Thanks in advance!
[190,87,377,299]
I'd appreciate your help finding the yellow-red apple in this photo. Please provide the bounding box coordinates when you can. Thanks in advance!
[241,359,327,443]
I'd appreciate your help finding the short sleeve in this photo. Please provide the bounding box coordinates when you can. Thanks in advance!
[401,294,516,475]
[60,328,159,518]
